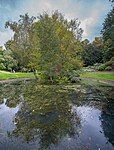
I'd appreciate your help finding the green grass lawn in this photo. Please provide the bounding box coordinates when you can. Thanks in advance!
[0,70,35,80]
[81,71,114,81]
[1,70,114,82]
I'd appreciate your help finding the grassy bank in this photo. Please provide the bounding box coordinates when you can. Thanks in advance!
[0,71,34,80]
[81,71,114,81]
[1,70,114,82]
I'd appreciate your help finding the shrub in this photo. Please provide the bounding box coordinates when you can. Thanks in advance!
[105,60,114,66]
[66,70,80,80]
[94,63,102,67]
[105,66,112,71]
[21,67,28,72]
[98,64,106,71]
[58,76,68,84]
[110,57,114,61]
[82,66,95,72]
[0,63,6,70]
[94,63,102,70]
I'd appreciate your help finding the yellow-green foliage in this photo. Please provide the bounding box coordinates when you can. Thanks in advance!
[34,11,83,80]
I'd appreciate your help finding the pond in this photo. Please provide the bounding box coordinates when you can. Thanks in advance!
[0,80,114,150]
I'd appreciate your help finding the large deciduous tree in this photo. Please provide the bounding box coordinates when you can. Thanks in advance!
[35,11,83,81]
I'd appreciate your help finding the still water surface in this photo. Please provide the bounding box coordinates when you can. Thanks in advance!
[0,80,114,150]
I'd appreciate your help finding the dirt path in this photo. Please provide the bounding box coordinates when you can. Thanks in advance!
[0,78,34,85]
[81,77,114,86]
[0,77,114,86]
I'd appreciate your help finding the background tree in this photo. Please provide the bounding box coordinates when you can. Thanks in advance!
[82,37,103,66]
[5,14,40,73]
[109,0,114,2]
[0,46,5,70]
[0,46,18,71]
[3,50,17,71]
[101,7,114,61]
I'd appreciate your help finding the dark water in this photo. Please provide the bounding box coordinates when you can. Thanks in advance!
[0,80,114,150]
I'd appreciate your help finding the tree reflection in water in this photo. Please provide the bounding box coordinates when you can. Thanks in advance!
[0,81,24,107]
[10,82,81,149]
[101,87,114,146]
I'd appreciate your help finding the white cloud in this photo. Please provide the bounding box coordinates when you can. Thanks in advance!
[20,0,110,41]
[80,2,110,40]
[0,30,13,46]
[81,18,94,39]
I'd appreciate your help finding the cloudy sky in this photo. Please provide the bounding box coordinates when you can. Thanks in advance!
[0,0,113,46]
